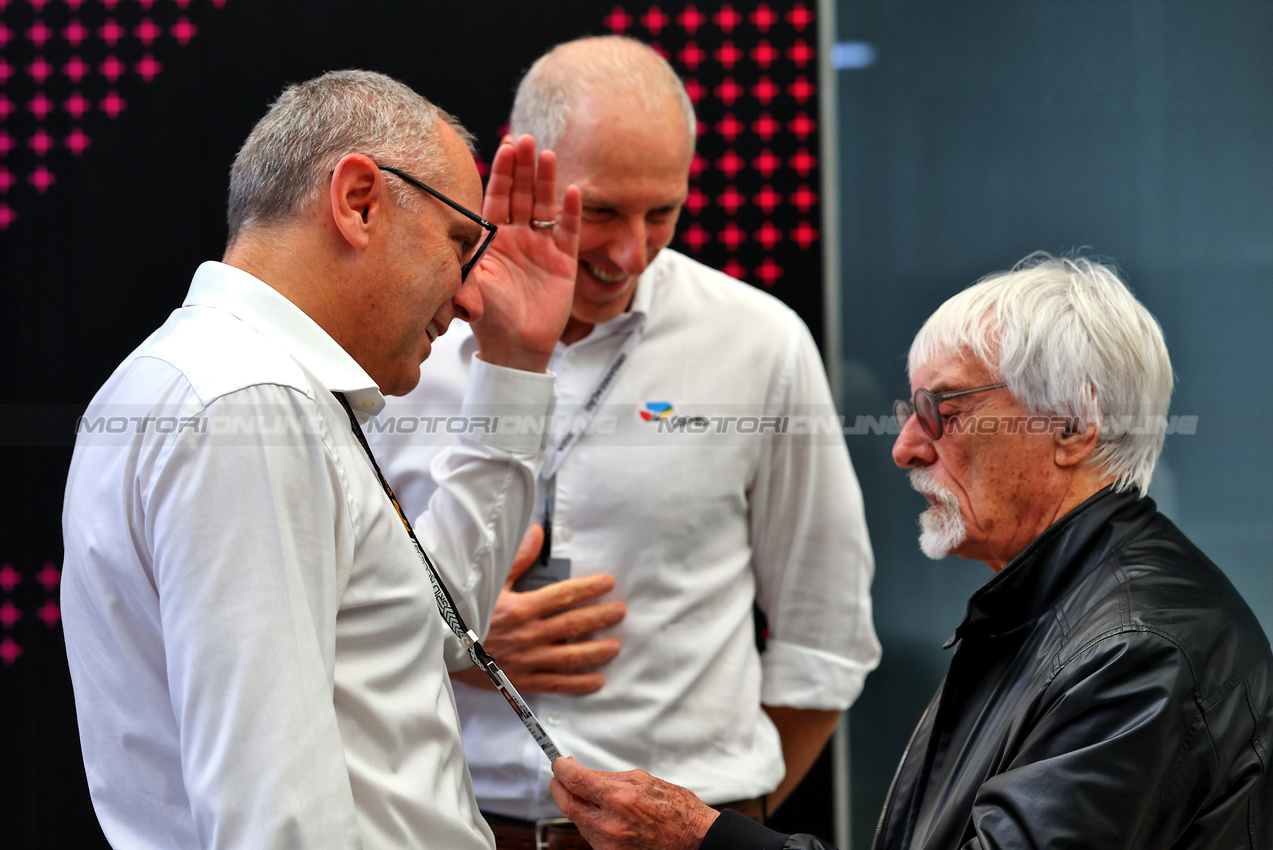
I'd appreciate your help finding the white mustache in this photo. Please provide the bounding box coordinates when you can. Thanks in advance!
[909,468,958,509]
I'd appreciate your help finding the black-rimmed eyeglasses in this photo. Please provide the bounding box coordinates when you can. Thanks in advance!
[377,164,496,282]
[894,383,1007,440]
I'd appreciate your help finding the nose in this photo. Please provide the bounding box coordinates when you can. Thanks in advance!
[450,274,484,325]
[893,409,937,469]
[611,217,653,277]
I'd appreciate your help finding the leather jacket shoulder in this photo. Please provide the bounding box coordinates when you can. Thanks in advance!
[873,488,1273,850]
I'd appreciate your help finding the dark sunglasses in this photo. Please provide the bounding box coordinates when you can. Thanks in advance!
[377,164,497,282]
[893,383,1007,440]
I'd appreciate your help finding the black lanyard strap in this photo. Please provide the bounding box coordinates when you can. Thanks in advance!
[333,392,563,762]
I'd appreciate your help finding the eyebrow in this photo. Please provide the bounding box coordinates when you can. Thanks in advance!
[579,192,689,210]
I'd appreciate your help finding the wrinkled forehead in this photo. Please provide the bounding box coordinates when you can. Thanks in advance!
[907,348,1000,392]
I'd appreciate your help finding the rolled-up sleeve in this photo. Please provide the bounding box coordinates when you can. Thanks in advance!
[751,314,881,710]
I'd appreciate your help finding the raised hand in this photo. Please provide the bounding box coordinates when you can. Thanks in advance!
[469,134,582,372]
[550,758,719,850]
[452,524,626,694]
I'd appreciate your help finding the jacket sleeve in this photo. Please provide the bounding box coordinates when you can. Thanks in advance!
[961,629,1223,850]
[700,811,840,850]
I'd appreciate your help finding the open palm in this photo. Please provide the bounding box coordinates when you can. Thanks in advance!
[470,135,582,372]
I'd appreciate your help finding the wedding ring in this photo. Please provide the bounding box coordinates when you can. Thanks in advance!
[531,219,557,229]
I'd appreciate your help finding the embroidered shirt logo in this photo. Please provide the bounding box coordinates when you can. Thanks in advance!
[639,402,674,422]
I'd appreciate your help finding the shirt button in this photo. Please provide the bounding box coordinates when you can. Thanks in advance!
[545,712,563,725]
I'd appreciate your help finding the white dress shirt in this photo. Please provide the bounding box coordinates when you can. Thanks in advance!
[373,249,881,820]
[61,261,554,849]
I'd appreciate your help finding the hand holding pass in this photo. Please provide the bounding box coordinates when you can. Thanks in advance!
[550,757,719,850]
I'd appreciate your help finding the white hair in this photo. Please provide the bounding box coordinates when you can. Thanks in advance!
[509,36,696,153]
[226,69,475,243]
[908,253,1174,497]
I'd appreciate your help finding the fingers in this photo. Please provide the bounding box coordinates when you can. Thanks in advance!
[554,182,582,258]
[481,139,516,225]
[508,135,538,223]
[527,572,620,614]
[510,670,608,695]
[518,636,622,672]
[505,524,545,587]
[525,601,626,644]
[481,135,567,231]
[552,757,608,802]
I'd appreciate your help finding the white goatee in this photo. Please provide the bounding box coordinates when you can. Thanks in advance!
[909,468,966,559]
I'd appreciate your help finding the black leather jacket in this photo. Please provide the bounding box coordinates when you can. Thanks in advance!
[704,489,1273,850]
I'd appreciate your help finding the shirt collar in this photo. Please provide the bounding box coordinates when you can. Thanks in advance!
[183,261,385,419]
[627,253,662,318]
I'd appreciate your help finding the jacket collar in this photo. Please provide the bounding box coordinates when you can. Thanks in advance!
[947,486,1158,646]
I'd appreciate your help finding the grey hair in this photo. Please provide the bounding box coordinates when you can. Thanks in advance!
[908,253,1174,497]
[509,36,696,153]
[226,69,475,243]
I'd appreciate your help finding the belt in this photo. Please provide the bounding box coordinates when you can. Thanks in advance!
[485,798,767,850]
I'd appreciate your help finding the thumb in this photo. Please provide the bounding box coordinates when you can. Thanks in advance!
[551,757,590,794]
[506,524,545,588]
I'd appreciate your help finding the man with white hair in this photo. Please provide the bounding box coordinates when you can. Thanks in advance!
[373,36,879,847]
[546,254,1273,850]
[62,70,581,848]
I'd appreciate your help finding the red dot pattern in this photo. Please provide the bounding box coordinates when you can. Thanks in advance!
[0,0,228,231]
[603,3,821,288]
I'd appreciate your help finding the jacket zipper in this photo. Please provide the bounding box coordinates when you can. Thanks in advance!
[871,688,941,850]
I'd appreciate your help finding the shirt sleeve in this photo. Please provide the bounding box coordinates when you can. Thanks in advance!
[962,630,1216,849]
[145,383,362,849]
[751,313,881,710]
[411,355,555,664]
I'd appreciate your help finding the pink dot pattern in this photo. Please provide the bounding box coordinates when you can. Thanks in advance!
[0,0,227,231]
[0,561,60,665]
[603,2,822,287]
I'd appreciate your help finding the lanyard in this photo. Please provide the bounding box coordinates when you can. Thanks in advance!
[537,319,645,565]
[542,318,645,482]
[334,392,563,763]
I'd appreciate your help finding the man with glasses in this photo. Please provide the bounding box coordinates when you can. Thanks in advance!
[543,253,1273,850]
[62,70,581,849]
[371,36,879,848]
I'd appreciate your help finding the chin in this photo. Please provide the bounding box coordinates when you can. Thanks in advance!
[918,505,967,560]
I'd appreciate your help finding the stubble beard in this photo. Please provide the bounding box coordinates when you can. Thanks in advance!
[909,468,967,559]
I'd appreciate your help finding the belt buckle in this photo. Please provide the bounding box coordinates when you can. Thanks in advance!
[534,816,573,850]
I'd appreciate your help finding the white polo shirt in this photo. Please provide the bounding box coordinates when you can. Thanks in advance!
[373,249,881,819]
[62,261,555,849]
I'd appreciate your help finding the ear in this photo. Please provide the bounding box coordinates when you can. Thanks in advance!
[1054,416,1100,468]
[329,153,386,250]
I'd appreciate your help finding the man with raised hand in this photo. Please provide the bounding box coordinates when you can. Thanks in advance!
[373,36,879,847]
[62,70,580,849]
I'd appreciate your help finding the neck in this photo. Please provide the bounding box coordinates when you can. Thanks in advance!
[223,225,344,341]
[559,317,595,345]
[984,473,1116,572]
